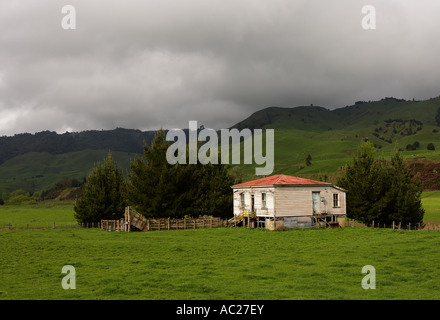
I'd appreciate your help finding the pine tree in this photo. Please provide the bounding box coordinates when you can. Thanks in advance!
[126,129,235,219]
[382,150,424,224]
[126,129,179,217]
[337,142,387,223]
[74,151,127,223]
[338,142,424,225]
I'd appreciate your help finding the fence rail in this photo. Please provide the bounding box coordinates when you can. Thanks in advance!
[343,219,438,230]
[1,219,438,231]
[101,216,228,232]
[366,220,426,230]
[142,217,227,231]
[108,206,229,232]
[0,222,100,230]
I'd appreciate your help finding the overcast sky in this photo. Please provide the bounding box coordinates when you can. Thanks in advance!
[1,0,439,136]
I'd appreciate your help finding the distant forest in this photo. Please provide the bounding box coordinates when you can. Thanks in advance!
[0,128,157,165]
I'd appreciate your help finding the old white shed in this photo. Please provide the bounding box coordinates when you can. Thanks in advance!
[231,174,346,229]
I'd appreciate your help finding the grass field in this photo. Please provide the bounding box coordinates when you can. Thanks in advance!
[0,227,439,300]
[0,201,77,228]
[0,191,440,300]
[0,194,439,300]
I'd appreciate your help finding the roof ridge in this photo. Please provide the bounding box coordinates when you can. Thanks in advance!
[274,174,284,184]
[231,174,333,187]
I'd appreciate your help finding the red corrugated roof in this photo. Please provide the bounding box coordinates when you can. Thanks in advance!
[232,174,332,187]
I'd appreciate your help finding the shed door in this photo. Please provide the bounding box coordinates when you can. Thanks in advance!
[312,192,321,214]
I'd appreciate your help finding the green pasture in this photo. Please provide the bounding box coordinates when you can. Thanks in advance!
[0,202,77,228]
[0,196,439,300]
[0,227,439,300]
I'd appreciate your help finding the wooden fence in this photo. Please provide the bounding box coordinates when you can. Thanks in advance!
[99,207,228,232]
[421,221,440,231]
[142,217,227,231]
[0,222,100,230]
[365,220,426,230]
[101,217,228,232]
[101,219,124,231]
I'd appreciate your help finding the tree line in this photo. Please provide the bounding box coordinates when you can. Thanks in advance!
[73,132,425,227]
[73,130,237,223]
[337,141,424,225]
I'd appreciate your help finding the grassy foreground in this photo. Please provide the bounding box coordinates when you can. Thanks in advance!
[1,227,439,300]
[1,195,439,300]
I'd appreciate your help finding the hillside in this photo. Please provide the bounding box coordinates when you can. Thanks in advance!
[229,96,440,182]
[1,95,439,196]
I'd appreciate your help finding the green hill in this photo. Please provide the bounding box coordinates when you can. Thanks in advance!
[229,96,440,182]
[0,96,439,197]
[0,150,135,196]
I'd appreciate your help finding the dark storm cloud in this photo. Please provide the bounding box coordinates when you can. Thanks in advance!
[0,0,439,135]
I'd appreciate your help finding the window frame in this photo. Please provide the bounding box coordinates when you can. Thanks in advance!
[261,192,267,209]
[240,193,245,207]
[333,193,340,208]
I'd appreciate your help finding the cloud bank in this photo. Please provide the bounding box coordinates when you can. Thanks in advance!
[0,0,439,135]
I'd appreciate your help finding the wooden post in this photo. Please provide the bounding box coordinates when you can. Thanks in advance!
[392,221,395,230]
[372,220,374,228]
[184,218,186,230]
[168,218,170,230]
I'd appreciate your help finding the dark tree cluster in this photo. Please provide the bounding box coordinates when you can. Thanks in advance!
[73,130,237,223]
[337,142,424,225]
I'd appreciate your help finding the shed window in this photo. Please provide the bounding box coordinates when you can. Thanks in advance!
[240,193,245,207]
[333,194,339,207]
[262,193,267,208]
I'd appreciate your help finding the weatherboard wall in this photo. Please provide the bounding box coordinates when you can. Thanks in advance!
[274,186,346,217]
[233,187,275,217]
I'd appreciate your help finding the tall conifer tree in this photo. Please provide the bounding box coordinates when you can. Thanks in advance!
[126,129,234,218]
[74,151,126,223]
[338,142,424,225]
